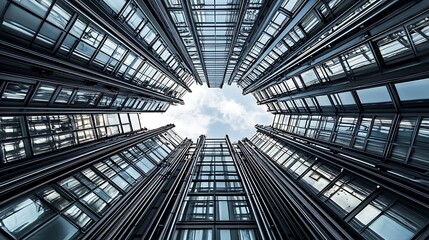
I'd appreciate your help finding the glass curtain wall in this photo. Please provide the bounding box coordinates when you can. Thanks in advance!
[172,138,260,240]
[0,129,182,240]
[249,132,429,240]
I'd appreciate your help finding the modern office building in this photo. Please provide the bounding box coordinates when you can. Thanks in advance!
[1,0,429,239]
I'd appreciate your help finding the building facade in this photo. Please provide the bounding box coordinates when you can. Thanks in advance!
[1,0,429,239]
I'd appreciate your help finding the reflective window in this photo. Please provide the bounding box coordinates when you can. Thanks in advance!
[300,69,319,87]
[63,205,93,230]
[300,163,340,193]
[390,117,417,163]
[408,16,429,53]
[0,197,53,239]
[27,216,78,240]
[343,44,376,73]
[173,229,213,240]
[33,84,56,102]
[55,88,73,104]
[321,175,376,216]
[323,57,345,81]
[334,116,358,146]
[181,196,215,221]
[395,78,429,101]
[377,29,413,64]
[39,188,71,211]
[102,0,126,14]
[217,196,252,221]
[351,196,427,240]
[356,86,391,104]
[218,229,257,240]
[331,91,356,110]
[1,82,31,101]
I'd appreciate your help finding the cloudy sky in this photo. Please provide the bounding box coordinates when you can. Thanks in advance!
[139,84,273,142]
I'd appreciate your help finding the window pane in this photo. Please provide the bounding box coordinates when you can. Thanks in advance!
[63,205,93,229]
[173,229,213,240]
[0,197,53,239]
[33,84,56,102]
[377,29,413,64]
[321,175,375,216]
[356,86,391,104]
[102,0,126,13]
[55,88,73,103]
[300,163,340,193]
[39,188,70,211]
[395,79,429,101]
[27,216,78,240]
[2,82,30,101]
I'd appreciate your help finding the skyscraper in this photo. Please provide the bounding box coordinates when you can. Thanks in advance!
[1,0,429,239]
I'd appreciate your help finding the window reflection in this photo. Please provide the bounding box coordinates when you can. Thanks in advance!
[1,82,30,101]
[321,175,376,216]
[395,78,429,101]
[356,86,391,104]
[33,84,56,102]
[173,229,213,240]
[377,29,413,64]
[0,197,53,239]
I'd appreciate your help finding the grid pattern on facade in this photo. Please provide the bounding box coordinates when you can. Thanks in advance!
[0,129,181,240]
[0,113,143,163]
[173,138,259,240]
[0,0,188,99]
[250,132,429,240]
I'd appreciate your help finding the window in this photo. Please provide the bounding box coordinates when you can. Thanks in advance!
[218,229,257,240]
[390,117,417,163]
[333,116,358,146]
[408,16,429,53]
[321,174,376,216]
[350,195,428,240]
[1,82,31,101]
[343,44,376,74]
[217,196,252,221]
[377,29,413,64]
[0,196,54,239]
[173,229,213,240]
[300,163,340,193]
[356,86,391,105]
[33,84,56,102]
[102,0,126,14]
[181,196,215,221]
[55,88,73,104]
[331,91,357,110]
[300,69,319,87]
[395,78,429,102]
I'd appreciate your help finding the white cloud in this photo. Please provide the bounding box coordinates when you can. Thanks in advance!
[140,84,272,141]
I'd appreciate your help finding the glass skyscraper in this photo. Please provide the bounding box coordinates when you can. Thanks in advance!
[1,0,429,239]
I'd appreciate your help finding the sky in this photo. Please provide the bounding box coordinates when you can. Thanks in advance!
[139,84,273,142]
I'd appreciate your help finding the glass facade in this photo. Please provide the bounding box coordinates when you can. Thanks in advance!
[1,0,429,239]
[0,129,181,240]
[172,138,260,240]
[0,113,142,163]
[249,132,429,240]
